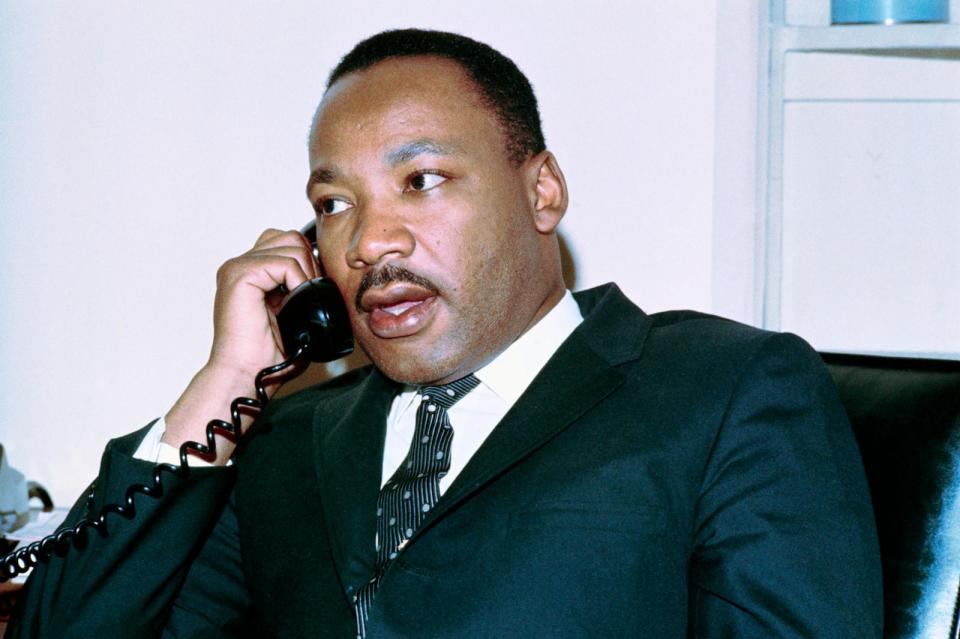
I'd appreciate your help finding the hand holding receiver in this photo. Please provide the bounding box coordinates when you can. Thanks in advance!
[210,227,321,380]
[162,223,352,465]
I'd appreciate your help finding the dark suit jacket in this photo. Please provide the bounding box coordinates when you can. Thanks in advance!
[9,284,882,638]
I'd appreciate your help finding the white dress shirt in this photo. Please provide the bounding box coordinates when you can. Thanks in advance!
[135,290,583,489]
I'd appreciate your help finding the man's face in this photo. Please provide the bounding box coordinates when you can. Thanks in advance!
[306,56,564,384]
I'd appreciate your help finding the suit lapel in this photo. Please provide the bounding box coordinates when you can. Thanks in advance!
[313,368,398,593]
[422,284,652,533]
[425,332,624,527]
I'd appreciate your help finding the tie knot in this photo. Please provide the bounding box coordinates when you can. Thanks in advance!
[419,374,480,410]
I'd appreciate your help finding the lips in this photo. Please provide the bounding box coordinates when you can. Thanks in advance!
[360,283,438,338]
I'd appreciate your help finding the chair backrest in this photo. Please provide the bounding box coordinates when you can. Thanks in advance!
[822,352,960,638]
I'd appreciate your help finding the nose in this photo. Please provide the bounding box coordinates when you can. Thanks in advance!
[345,202,416,268]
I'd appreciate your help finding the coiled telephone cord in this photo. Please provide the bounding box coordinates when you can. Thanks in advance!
[0,345,307,582]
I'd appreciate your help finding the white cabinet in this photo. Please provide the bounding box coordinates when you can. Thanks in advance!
[762,1,960,358]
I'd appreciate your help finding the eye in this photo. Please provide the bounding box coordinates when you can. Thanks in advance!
[316,196,353,217]
[407,171,448,192]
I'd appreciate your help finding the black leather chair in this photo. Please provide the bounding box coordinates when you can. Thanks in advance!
[822,352,960,638]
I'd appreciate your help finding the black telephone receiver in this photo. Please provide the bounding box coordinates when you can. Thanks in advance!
[276,220,354,363]
[0,220,353,582]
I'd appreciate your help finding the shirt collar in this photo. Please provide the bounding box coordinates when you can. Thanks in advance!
[473,289,583,408]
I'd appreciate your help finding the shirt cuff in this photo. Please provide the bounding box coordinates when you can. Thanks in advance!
[132,416,218,467]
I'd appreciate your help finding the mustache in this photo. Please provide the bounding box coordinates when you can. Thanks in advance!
[354,264,440,312]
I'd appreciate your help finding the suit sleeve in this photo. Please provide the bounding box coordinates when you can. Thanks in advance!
[6,425,248,639]
[688,333,883,638]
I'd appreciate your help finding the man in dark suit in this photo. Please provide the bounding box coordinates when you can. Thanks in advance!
[8,29,882,637]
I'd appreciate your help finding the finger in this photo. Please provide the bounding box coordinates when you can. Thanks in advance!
[252,228,314,253]
[253,228,288,247]
[244,244,319,281]
[218,254,311,297]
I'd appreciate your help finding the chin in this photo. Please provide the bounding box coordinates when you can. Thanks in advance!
[356,336,455,386]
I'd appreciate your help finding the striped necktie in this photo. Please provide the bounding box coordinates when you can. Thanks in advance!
[354,374,480,638]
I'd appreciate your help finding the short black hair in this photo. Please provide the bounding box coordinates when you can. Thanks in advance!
[326,29,545,166]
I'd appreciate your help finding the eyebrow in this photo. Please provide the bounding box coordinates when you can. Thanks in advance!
[384,139,461,166]
[307,167,338,187]
[305,138,462,195]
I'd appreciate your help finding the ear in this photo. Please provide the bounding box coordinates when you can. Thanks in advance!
[524,151,568,234]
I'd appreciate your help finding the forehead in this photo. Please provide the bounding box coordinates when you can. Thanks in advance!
[308,56,505,164]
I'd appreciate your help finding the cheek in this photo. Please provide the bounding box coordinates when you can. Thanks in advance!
[317,224,349,273]
[317,243,356,305]
[427,225,493,297]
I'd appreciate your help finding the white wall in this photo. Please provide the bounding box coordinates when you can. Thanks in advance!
[0,1,725,505]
